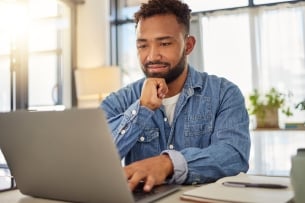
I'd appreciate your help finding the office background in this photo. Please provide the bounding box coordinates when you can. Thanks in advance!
[0,0,304,121]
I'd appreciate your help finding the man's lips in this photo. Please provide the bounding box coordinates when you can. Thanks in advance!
[147,64,167,68]
[147,65,167,73]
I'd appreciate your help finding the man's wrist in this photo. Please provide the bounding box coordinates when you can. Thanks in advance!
[160,154,174,178]
[161,150,188,184]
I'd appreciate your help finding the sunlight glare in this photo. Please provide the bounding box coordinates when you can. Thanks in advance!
[0,1,28,37]
[29,0,58,18]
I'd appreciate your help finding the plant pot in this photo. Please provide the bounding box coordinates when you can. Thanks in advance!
[256,107,279,129]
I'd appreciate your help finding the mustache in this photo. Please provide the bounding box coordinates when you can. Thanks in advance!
[144,61,170,68]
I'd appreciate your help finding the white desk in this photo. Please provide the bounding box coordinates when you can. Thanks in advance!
[0,185,195,203]
[0,178,294,203]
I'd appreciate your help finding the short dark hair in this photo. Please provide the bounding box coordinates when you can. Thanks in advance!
[134,0,192,34]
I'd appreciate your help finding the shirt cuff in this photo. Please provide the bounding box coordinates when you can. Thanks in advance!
[161,150,188,184]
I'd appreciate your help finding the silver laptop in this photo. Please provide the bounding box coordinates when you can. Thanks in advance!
[0,108,179,203]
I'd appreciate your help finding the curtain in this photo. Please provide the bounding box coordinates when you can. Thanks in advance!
[255,2,305,122]
[196,2,305,122]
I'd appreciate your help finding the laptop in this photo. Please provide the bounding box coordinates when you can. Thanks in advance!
[0,108,180,203]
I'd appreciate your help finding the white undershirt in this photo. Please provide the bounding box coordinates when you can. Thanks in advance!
[162,93,180,125]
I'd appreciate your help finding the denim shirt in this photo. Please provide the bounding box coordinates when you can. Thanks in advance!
[101,66,250,185]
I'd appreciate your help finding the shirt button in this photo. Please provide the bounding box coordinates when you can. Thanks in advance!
[131,110,137,115]
[164,117,168,122]
[120,129,126,135]
[169,144,174,149]
[140,136,145,142]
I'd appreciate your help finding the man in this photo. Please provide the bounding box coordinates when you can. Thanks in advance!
[101,0,250,192]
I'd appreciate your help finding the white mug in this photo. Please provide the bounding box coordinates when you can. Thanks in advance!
[290,148,305,203]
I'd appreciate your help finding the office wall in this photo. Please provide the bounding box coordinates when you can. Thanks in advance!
[76,0,110,69]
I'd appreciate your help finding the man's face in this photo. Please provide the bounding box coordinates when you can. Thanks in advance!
[136,14,188,84]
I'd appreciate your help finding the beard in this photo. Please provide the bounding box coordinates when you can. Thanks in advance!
[141,51,187,84]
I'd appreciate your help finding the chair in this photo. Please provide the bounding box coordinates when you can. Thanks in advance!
[74,66,121,108]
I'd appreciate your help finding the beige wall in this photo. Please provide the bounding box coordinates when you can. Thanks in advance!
[76,0,110,69]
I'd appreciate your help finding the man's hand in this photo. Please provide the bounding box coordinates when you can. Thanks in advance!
[124,154,174,192]
[140,78,168,110]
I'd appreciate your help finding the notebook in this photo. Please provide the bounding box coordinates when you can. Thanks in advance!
[180,172,293,203]
[0,108,179,203]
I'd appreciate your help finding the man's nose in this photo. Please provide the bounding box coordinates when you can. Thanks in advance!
[147,46,162,61]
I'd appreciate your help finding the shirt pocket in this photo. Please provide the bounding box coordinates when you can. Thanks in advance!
[183,95,213,137]
[184,116,213,148]
[131,128,161,161]
[184,107,213,137]
[185,122,212,136]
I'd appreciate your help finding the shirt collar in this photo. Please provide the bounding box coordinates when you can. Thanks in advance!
[184,65,205,92]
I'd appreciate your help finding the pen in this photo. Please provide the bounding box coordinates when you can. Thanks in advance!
[222,181,288,189]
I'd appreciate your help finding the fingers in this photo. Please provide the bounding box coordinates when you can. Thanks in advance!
[123,155,174,192]
[140,78,168,110]
[126,171,156,192]
[126,170,146,191]
[125,164,156,192]
[156,80,168,99]
[144,176,156,192]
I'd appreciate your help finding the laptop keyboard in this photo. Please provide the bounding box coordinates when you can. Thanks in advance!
[133,182,180,203]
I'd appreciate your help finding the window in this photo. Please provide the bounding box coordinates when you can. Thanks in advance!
[200,10,253,95]
[0,1,16,112]
[28,0,72,109]
[0,0,72,112]
[185,0,248,12]
[254,0,298,5]
[117,23,143,85]
[110,1,143,86]
[196,3,305,123]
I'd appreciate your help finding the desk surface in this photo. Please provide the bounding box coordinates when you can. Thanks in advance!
[0,186,195,203]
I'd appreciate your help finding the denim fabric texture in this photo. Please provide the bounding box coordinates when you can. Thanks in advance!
[101,66,250,185]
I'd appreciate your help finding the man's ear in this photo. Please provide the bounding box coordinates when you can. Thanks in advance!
[185,35,196,55]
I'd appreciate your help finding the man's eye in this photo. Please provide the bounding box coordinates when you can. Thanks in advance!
[137,44,147,49]
[161,42,171,46]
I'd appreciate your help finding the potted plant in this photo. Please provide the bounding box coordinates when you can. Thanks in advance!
[248,88,293,129]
